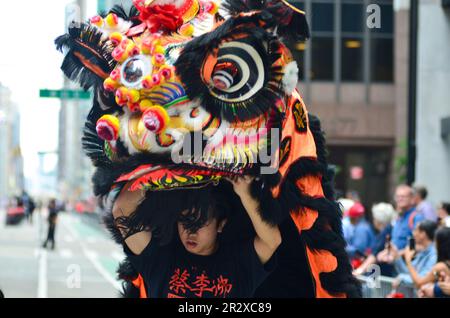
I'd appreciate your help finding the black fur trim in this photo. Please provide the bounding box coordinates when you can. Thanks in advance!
[221,0,310,41]
[82,119,113,168]
[308,114,336,200]
[249,176,285,226]
[273,127,361,297]
[55,24,116,90]
[116,259,141,298]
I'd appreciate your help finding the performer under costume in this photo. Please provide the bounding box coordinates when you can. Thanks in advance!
[56,0,361,298]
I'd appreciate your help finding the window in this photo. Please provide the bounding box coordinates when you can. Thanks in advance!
[342,38,364,81]
[289,0,394,84]
[371,38,393,82]
[312,3,334,32]
[291,1,306,80]
[311,37,334,80]
[370,3,394,34]
[310,1,335,81]
[370,2,394,82]
[292,42,306,81]
[341,3,364,33]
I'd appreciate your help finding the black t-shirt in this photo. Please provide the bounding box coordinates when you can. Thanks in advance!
[124,237,277,298]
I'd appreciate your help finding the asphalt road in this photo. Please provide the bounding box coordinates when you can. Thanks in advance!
[0,208,125,298]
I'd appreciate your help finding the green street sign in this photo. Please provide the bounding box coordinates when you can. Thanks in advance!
[40,89,91,100]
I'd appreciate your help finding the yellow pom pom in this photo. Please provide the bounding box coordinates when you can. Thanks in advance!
[126,42,140,57]
[139,99,154,112]
[109,32,123,46]
[106,13,119,27]
[127,89,140,104]
[115,87,129,106]
[103,78,120,92]
[153,45,166,55]
[179,24,195,37]
[207,2,219,15]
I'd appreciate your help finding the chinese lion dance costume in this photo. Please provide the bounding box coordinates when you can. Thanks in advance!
[56,0,361,298]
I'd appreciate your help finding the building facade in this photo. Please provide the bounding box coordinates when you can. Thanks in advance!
[0,83,24,204]
[291,0,410,208]
[415,0,450,205]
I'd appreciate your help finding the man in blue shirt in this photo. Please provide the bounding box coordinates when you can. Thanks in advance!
[377,185,424,272]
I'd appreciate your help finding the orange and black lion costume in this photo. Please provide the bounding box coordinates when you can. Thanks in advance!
[56,0,361,298]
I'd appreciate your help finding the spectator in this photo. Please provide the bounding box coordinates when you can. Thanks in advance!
[339,198,355,243]
[403,226,450,289]
[345,203,375,261]
[376,185,424,276]
[42,199,59,250]
[346,190,361,203]
[437,202,450,228]
[391,220,438,288]
[435,274,450,298]
[413,186,437,221]
[385,185,423,251]
[353,203,396,276]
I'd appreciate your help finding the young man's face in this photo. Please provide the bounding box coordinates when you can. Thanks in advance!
[177,218,227,256]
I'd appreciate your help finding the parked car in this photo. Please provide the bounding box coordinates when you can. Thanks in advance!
[6,201,26,226]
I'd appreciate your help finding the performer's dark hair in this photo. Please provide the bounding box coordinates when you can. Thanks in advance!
[120,183,232,245]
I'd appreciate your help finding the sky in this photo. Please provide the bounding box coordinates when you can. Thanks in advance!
[0,1,99,189]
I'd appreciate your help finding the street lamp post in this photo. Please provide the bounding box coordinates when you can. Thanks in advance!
[407,0,418,185]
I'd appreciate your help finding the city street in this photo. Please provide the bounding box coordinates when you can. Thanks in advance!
[0,209,125,298]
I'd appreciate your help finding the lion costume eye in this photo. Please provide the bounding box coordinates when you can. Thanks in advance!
[207,41,266,101]
[175,16,285,122]
[121,55,152,88]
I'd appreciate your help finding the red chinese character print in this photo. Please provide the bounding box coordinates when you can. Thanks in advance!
[191,272,214,297]
[213,275,233,298]
[169,269,191,295]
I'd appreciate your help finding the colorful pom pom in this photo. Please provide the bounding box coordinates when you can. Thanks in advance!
[127,89,140,103]
[105,13,119,27]
[112,46,128,63]
[109,32,123,46]
[142,75,154,89]
[205,2,219,15]
[152,53,165,67]
[127,102,141,113]
[90,16,104,27]
[96,115,120,141]
[115,87,129,106]
[151,73,162,86]
[153,45,165,55]
[160,66,174,80]
[128,44,141,57]
[103,78,120,92]
[141,38,153,55]
[110,69,121,81]
[143,106,170,134]
[179,24,194,37]
[139,99,154,112]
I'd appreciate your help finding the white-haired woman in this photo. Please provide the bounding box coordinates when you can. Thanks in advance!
[353,203,397,276]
